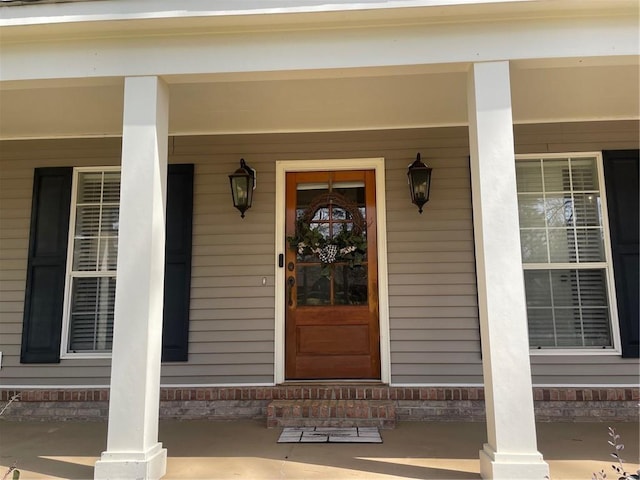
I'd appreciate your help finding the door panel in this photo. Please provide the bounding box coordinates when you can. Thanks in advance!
[294,355,373,379]
[298,325,370,354]
[285,170,380,379]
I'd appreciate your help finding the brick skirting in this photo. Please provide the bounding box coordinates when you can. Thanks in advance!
[1,386,637,422]
[267,399,397,429]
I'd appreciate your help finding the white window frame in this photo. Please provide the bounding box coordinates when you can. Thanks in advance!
[60,166,121,359]
[516,152,622,356]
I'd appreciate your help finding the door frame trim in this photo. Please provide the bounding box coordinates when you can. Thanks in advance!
[274,158,391,384]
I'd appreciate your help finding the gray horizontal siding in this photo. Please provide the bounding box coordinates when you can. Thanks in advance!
[0,121,638,387]
[383,129,481,384]
[515,121,640,385]
[0,141,121,385]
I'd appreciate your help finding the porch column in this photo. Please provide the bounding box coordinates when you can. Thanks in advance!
[467,62,549,480]
[95,76,169,480]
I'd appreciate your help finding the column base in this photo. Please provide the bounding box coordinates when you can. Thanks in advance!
[95,442,167,480]
[479,443,549,480]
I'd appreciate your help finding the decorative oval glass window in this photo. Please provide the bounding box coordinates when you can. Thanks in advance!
[288,191,367,270]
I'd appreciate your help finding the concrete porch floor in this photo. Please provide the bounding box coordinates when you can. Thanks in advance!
[1,420,638,480]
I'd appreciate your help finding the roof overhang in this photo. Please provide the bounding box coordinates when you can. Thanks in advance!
[0,0,638,139]
[2,0,638,43]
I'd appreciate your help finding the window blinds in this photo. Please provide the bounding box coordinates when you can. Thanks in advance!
[516,156,612,349]
[68,170,120,352]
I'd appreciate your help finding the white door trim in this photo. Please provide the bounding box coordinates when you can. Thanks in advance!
[274,158,390,384]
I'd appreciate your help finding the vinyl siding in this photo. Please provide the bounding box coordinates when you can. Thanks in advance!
[0,139,121,385]
[384,135,481,384]
[514,121,640,385]
[0,121,638,387]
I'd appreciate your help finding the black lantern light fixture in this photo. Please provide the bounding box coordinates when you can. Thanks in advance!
[407,153,433,214]
[229,158,256,218]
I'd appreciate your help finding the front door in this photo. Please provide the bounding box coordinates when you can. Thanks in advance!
[285,170,380,379]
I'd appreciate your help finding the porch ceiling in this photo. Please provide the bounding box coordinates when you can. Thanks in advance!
[0,58,638,140]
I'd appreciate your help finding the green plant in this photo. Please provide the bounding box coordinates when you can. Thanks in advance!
[0,393,20,417]
[1,394,21,480]
[592,427,639,480]
[288,220,367,275]
[1,463,19,480]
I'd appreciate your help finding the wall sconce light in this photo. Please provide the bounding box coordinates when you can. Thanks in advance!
[229,158,256,218]
[407,153,433,214]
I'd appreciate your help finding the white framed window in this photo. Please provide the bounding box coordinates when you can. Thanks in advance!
[61,167,121,357]
[515,153,619,353]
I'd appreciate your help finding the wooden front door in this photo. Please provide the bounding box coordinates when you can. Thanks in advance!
[285,170,380,379]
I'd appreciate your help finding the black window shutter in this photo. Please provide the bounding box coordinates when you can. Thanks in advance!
[162,164,194,362]
[21,168,73,363]
[603,150,639,358]
[22,164,194,363]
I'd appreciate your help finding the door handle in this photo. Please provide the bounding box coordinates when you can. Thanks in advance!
[287,276,296,307]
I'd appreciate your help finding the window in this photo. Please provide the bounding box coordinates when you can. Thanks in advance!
[515,154,617,351]
[61,168,121,356]
[21,165,192,364]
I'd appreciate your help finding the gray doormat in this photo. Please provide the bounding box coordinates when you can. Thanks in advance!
[277,426,382,443]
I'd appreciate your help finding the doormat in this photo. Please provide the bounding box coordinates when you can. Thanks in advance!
[277,426,382,443]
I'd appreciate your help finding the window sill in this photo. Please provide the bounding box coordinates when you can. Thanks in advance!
[60,353,112,360]
[529,348,621,356]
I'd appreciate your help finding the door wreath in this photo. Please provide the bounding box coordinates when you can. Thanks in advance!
[287,191,367,270]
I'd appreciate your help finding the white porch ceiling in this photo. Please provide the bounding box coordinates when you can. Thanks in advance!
[0,60,637,139]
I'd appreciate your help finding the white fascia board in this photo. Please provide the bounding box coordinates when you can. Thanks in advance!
[0,1,562,27]
[1,15,638,83]
[1,0,637,39]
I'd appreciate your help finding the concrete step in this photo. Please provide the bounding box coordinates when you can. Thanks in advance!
[266,399,396,429]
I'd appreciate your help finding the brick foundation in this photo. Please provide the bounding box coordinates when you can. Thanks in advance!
[1,386,637,422]
[266,399,397,429]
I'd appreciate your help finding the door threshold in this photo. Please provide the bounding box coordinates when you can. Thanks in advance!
[280,380,385,386]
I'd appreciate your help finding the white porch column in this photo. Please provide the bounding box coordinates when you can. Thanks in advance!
[95,76,169,480]
[467,62,549,480]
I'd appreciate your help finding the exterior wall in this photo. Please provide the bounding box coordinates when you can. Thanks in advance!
[0,139,121,385]
[0,121,638,388]
[514,121,640,385]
